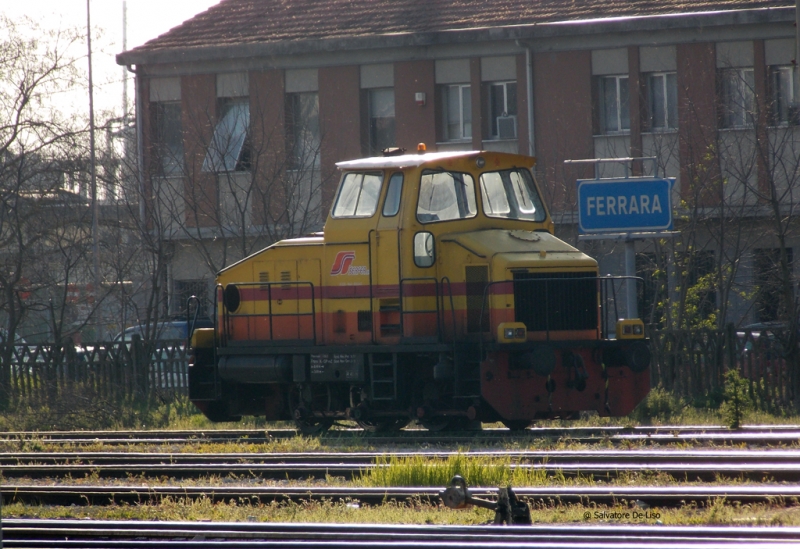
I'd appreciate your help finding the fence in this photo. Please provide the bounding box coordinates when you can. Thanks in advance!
[0,337,188,408]
[0,328,796,413]
[651,326,796,413]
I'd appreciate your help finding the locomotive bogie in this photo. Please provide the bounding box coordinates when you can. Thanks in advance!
[189,149,651,431]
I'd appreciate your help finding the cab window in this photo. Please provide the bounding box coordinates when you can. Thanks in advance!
[332,171,383,218]
[382,173,403,217]
[479,169,546,221]
[417,170,476,223]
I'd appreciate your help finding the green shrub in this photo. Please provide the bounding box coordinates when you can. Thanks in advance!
[630,386,687,423]
[720,369,752,429]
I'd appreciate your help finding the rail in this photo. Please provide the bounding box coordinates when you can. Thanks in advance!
[7,518,799,548]
[5,483,800,508]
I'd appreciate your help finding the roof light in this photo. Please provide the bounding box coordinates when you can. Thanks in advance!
[417,143,426,153]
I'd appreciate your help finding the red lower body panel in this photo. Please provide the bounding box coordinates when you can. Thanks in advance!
[480,350,650,420]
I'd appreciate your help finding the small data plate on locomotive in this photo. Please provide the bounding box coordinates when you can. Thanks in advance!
[309,353,364,382]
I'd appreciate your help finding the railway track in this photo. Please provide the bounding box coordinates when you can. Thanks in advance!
[4,519,800,548]
[2,425,800,447]
[6,448,800,466]
[3,449,800,481]
[3,483,800,507]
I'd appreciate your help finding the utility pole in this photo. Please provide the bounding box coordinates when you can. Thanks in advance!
[122,0,128,120]
[795,0,799,113]
[87,0,101,341]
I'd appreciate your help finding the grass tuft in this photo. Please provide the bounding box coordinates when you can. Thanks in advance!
[359,453,553,487]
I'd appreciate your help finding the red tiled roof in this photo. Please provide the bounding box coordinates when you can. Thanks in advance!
[124,0,793,57]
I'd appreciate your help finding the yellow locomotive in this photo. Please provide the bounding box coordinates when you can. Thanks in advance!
[189,148,650,432]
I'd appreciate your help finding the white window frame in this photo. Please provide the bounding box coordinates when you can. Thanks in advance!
[720,68,755,129]
[202,98,250,172]
[153,101,183,176]
[368,88,395,155]
[598,75,630,134]
[770,65,799,126]
[488,81,517,139]
[286,92,320,170]
[646,72,678,131]
[442,84,471,141]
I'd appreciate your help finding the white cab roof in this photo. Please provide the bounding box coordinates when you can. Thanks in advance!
[336,151,482,170]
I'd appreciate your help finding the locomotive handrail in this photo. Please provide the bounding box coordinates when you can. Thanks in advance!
[476,275,644,360]
[367,229,376,344]
[399,277,441,343]
[216,284,226,348]
[603,279,621,336]
[217,281,317,347]
[186,295,202,340]
[439,276,458,344]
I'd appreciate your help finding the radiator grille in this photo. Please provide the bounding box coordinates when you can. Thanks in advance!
[513,272,597,332]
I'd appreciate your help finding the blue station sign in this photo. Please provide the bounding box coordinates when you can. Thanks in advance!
[577,178,675,233]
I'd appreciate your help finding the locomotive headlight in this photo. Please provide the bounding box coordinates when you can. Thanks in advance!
[616,319,646,340]
[498,322,527,343]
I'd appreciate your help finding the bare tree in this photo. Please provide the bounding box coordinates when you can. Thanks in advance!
[0,15,106,404]
[148,84,330,309]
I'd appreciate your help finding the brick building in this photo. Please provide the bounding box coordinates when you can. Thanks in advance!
[117,0,799,327]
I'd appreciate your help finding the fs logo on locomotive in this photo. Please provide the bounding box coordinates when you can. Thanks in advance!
[330,251,369,276]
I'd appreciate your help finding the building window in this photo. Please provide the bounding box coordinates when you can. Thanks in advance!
[368,88,395,155]
[598,75,630,134]
[720,68,755,129]
[646,72,677,131]
[442,84,471,141]
[770,65,799,126]
[174,279,209,317]
[202,98,250,173]
[286,92,320,170]
[488,81,517,139]
[153,101,183,176]
[754,248,793,322]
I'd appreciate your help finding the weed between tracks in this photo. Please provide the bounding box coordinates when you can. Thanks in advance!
[6,497,800,526]
[359,453,559,487]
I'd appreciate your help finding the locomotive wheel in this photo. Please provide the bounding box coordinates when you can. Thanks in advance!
[288,383,333,436]
[502,420,531,431]
[357,418,409,432]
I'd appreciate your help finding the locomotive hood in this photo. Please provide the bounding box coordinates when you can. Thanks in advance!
[441,229,594,262]
[439,229,597,276]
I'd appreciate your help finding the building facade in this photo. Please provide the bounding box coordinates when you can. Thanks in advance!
[117,0,799,327]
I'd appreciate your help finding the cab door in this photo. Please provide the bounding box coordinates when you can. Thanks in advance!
[374,172,404,342]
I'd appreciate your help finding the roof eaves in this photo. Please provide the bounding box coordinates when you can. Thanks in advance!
[115,6,794,67]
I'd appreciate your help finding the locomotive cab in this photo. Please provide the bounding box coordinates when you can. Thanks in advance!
[189,149,650,432]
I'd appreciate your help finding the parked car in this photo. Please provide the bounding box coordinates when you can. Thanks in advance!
[113,319,213,343]
[738,322,791,358]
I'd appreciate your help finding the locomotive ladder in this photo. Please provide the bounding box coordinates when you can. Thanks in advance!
[368,353,397,401]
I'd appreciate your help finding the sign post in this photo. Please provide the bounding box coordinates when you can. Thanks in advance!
[568,158,677,323]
